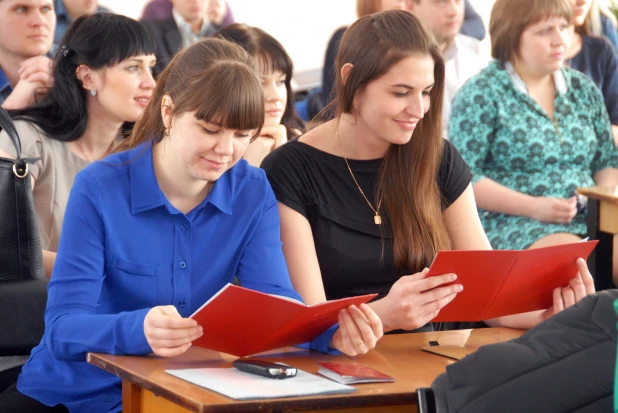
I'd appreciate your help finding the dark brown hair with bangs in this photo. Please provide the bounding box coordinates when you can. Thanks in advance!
[490,0,572,62]
[118,38,264,151]
[335,10,449,272]
[215,24,305,139]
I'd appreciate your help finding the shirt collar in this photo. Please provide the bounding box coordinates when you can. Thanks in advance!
[129,141,233,216]
[443,35,461,62]
[172,9,212,48]
[504,61,568,96]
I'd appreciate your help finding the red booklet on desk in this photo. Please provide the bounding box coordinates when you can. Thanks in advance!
[190,284,377,357]
[427,241,598,322]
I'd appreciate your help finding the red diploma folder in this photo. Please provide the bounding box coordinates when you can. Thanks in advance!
[190,284,377,357]
[427,241,598,322]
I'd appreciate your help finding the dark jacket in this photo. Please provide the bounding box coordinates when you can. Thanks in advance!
[141,16,218,77]
[431,290,618,413]
[141,16,181,77]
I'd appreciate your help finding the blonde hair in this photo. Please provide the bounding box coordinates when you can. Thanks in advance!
[581,0,618,36]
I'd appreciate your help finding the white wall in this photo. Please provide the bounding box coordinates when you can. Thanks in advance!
[100,0,495,83]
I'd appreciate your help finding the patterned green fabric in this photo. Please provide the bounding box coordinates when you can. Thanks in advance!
[450,61,618,250]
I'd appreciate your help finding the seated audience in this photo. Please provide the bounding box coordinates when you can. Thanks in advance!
[142,0,231,76]
[565,0,618,146]
[262,10,594,333]
[140,0,234,27]
[216,24,305,167]
[0,38,381,413]
[449,0,618,283]
[0,13,157,277]
[407,0,490,139]
[54,0,110,44]
[0,0,55,110]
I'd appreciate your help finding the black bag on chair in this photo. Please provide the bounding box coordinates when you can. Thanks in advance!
[0,107,45,280]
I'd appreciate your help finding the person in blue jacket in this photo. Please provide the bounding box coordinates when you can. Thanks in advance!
[0,38,382,413]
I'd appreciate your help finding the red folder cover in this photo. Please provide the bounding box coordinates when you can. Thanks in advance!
[427,241,598,322]
[190,284,377,357]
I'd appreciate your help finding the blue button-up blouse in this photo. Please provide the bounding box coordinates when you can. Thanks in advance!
[17,142,336,413]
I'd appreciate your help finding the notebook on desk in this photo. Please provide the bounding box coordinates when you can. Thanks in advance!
[165,367,356,400]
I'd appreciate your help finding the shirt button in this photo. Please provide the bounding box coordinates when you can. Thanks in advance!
[178,300,186,307]
[179,261,187,269]
[181,224,188,231]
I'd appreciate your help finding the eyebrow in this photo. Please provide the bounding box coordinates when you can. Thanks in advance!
[391,83,435,90]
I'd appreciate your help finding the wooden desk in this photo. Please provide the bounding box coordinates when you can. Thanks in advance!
[88,327,523,413]
[577,186,618,290]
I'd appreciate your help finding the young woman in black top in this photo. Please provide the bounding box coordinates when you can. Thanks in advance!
[262,10,594,333]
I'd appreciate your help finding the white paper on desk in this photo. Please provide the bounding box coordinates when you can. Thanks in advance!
[165,367,356,400]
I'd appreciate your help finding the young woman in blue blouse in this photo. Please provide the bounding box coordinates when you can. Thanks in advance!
[449,0,618,283]
[0,39,381,413]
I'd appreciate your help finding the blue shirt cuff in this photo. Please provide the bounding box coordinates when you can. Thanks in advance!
[125,308,152,355]
[296,324,341,355]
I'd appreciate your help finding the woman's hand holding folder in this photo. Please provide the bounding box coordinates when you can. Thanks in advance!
[329,303,383,356]
[369,269,463,332]
[542,258,596,320]
[144,305,204,357]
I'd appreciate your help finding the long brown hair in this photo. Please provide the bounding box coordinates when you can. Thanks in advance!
[335,10,449,272]
[118,38,264,152]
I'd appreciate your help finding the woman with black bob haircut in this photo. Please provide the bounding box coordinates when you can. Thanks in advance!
[216,23,305,167]
[0,13,157,277]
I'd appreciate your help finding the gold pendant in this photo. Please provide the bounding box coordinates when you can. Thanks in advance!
[374,215,382,225]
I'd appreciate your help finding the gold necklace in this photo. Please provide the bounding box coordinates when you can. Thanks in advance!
[336,127,383,225]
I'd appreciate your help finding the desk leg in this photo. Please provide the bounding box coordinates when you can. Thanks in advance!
[587,199,614,291]
[122,380,142,413]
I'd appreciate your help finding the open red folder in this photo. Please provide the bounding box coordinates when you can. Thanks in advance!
[190,284,377,357]
[427,241,598,322]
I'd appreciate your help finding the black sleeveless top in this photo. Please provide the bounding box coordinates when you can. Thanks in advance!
[262,138,472,303]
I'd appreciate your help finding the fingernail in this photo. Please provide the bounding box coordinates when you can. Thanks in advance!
[450,274,457,281]
[457,285,463,292]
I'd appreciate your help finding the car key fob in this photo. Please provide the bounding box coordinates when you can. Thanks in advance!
[233,359,297,379]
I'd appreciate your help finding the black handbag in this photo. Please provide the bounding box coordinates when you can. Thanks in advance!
[0,107,45,280]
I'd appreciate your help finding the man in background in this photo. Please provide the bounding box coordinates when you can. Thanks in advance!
[142,0,230,77]
[0,0,55,110]
[408,0,490,139]
[54,0,110,43]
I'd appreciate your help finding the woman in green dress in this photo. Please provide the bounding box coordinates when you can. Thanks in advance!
[449,0,618,284]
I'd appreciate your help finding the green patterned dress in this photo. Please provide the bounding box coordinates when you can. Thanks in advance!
[449,61,618,250]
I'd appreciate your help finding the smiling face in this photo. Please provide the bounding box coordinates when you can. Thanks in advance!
[0,0,55,59]
[91,54,157,123]
[351,53,435,148]
[515,16,569,77]
[163,109,257,183]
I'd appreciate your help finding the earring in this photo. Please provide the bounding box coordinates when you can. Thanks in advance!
[90,89,97,97]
